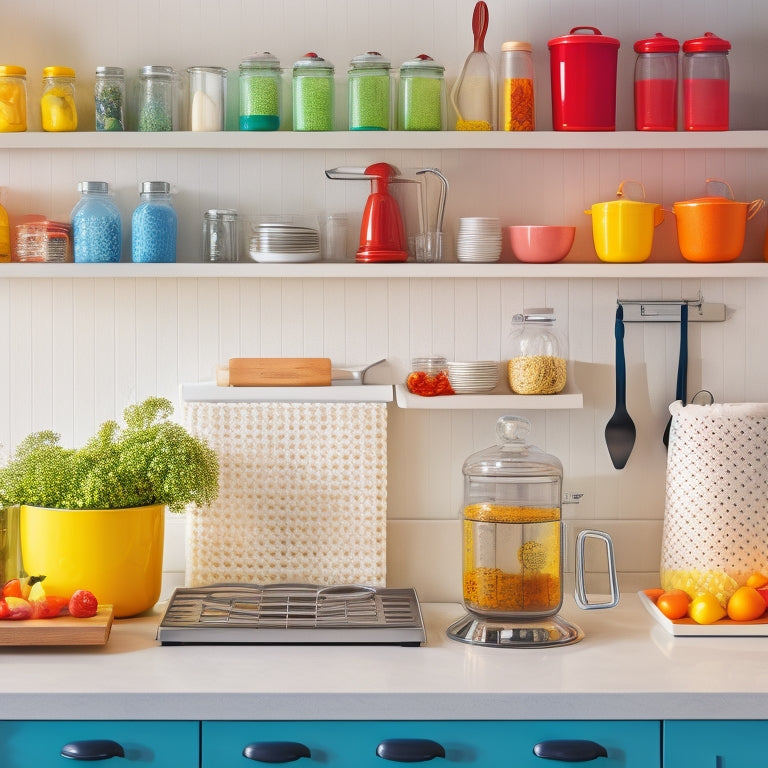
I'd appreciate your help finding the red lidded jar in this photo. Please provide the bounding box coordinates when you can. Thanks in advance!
[634,33,679,131]
[682,32,731,131]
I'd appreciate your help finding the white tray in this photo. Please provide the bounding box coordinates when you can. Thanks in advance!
[638,590,768,637]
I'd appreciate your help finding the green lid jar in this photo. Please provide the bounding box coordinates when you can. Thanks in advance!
[239,52,281,131]
[348,51,391,130]
[398,54,445,131]
[292,52,334,131]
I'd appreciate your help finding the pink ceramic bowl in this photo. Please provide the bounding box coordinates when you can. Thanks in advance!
[504,225,576,264]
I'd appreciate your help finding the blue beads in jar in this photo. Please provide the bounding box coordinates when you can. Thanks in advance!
[71,181,122,263]
[131,181,177,263]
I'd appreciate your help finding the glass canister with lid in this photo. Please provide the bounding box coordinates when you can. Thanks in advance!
[136,65,180,131]
[499,42,535,131]
[131,181,177,263]
[397,54,445,131]
[348,51,391,130]
[506,307,568,394]
[239,52,282,131]
[0,65,27,132]
[41,66,77,131]
[70,181,122,263]
[406,356,454,396]
[292,52,335,131]
[94,66,126,131]
[633,33,679,131]
[682,32,731,131]
[188,66,228,131]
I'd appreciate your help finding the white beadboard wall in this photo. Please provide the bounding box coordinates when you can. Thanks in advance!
[1,1,768,604]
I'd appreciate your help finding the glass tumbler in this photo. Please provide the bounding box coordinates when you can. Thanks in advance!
[202,209,238,262]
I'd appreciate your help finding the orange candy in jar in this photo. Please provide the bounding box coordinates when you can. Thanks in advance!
[500,41,535,131]
[406,356,455,396]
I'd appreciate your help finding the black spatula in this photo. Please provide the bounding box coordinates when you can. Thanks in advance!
[605,304,636,470]
[662,303,688,447]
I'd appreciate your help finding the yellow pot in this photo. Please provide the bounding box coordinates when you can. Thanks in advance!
[20,504,164,618]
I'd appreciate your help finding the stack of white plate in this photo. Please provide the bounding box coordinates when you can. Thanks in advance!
[456,217,502,263]
[249,221,321,263]
[447,361,500,393]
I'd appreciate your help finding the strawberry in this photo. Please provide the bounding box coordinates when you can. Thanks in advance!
[68,589,99,618]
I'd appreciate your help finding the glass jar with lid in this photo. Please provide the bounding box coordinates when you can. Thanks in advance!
[188,66,227,131]
[292,52,334,131]
[70,181,122,263]
[397,54,445,130]
[499,42,535,131]
[406,356,454,396]
[0,65,27,132]
[682,32,731,131]
[506,307,568,394]
[131,181,177,263]
[633,33,679,131]
[239,52,281,131]
[136,65,180,131]
[94,66,125,131]
[348,51,391,130]
[41,66,77,131]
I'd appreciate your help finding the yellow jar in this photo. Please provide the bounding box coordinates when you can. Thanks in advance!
[0,65,27,132]
[40,65,77,131]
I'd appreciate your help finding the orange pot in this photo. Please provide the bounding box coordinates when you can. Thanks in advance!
[673,195,764,262]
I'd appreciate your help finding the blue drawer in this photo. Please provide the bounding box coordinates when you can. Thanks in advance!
[665,720,768,767]
[203,720,660,768]
[0,720,199,768]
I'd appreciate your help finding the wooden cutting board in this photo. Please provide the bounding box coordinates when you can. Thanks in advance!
[228,358,333,387]
[0,605,114,646]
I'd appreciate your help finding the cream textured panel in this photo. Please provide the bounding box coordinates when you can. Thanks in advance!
[183,401,387,587]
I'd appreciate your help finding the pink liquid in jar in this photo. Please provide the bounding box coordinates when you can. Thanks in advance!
[683,78,729,130]
[635,78,677,131]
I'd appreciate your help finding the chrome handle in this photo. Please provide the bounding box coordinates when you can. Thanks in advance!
[574,530,619,610]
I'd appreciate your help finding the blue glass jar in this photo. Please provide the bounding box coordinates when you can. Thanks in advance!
[71,181,122,263]
[131,181,177,263]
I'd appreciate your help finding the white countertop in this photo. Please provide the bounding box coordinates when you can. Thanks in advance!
[0,595,765,722]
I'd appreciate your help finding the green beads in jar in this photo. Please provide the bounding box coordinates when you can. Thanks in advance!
[398,54,445,131]
[239,52,281,131]
[348,51,391,130]
[292,52,334,131]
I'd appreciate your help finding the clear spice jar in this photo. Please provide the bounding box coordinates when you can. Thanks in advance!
[499,42,535,131]
[202,208,238,262]
[348,51,391,130]
[70,181,122,263]
[136,65,179,132]
[239,52,281,131]
[506,308,568,394]
[94,66,125,131]
[131,181,177,263]
[406,356,454,396]
[292,52,334,131]
[398,54,445,130]
[0,65,27,132]
[41,66,77,132]
[188,66,227,131]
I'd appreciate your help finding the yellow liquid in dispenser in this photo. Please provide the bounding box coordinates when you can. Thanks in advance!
[463,503,561,616]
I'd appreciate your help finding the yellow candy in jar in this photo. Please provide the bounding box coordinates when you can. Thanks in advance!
[0,65,27,132]
[40,66,77,132]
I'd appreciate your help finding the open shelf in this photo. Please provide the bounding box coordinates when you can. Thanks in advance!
[394,384,583,410]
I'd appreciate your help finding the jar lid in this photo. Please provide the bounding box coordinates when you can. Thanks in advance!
[240,52,281,70]
[462,416,563,478]
[139,65,176,78]
[0,65,26,77]
[634,32,680,54]
[140,181,171,194]
[204,208,238,220]
[349,51,391,70]
[399,54,444,73]
[187,65,228,76]
[682,32,731,53]
[293,52,334,72]
[77,181,110,194]
[95,66,125,77]
[548,26,620,49]
[501,41,532,53]
[515,307,556,322]
[43,66,75,78]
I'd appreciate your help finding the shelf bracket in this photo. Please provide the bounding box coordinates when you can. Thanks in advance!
[617,293,725,323]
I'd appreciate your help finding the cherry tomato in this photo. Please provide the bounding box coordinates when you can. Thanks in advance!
[68,589,99,618]
[656,589,690,620]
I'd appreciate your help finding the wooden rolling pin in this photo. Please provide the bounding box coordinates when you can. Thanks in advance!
[224,358,333,386]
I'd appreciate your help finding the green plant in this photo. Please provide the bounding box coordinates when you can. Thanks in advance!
[0,397,218,513]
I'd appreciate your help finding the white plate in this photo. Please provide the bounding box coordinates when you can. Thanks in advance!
[250,250,321,263]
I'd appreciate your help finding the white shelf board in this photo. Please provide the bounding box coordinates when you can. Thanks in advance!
[3,261,768,280]
[181,382,393,403]
[394,384,583,410]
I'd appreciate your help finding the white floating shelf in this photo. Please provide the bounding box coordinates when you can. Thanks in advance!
[393,384,583,410]
[181,382,393,403]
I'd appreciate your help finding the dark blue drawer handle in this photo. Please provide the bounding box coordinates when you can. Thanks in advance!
[243,741,312,763]
[376,738,446,762]
[533,740,608,762]
[60,740,126,761]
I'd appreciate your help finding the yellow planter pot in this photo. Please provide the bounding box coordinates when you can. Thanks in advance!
[20,504,164,618]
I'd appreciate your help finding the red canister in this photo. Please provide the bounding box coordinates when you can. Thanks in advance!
[682,32,731,131]
[548,26,620,131]
[633,33,680,131]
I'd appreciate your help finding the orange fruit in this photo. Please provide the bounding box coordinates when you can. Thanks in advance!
[746,572,768,589]
[643,588,665,602]
[726,586,767,621]
[656,589,690,620]
[688,593,727,624]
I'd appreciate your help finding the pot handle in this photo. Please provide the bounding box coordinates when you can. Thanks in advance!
[569,26,602,35]
[616,179,646,201]
[747,199,765,220]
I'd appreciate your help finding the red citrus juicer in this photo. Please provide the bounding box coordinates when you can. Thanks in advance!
[325,163,408,262]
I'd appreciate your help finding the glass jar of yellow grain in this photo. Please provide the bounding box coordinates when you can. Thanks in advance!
[41,66,77,131]
[506,307,567,394]
[0,66,27,132]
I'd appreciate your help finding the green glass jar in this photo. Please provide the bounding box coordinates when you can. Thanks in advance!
[239,52,281,131]
[398,54,445,131]
[292,52,334,131]
[348,51,391,130]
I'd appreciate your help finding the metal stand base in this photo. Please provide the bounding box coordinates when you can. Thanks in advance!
[447,612,584,648]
